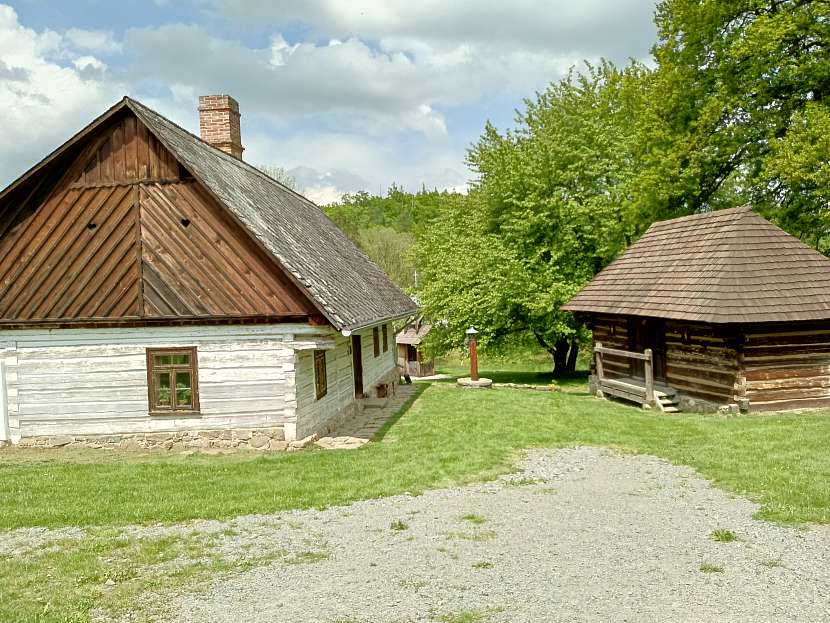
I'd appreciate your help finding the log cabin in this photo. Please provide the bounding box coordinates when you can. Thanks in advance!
[562,206,830,413]
[0,95,417,449]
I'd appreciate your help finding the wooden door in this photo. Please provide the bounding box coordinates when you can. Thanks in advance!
[628,318,667,383]
[351,335,364,398]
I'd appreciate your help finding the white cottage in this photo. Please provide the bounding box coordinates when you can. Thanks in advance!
[0,95,417,449]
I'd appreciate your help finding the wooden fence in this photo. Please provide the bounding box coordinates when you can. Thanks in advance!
[594,342,654,408]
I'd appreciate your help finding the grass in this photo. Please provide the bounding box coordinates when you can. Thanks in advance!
[1,383,830,530]
[435,350,590,390]
[3,378,830,620]
[699,562,724,573]
[0,529,293,623]
[390,519,409,531]
[710,529,738,542]
[460,513,487,525]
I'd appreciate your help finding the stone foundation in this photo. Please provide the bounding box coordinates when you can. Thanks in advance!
[16,426,290,452]
[676,394,720,414]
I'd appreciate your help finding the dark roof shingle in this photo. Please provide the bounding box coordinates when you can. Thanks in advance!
[562,206,830,323]
[127,98,417,331]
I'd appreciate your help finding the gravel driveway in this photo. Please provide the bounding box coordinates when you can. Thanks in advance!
[165,447,830,623]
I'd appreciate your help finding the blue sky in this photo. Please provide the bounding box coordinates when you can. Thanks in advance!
[0,1,657,203]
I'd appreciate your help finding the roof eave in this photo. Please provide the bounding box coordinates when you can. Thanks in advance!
[339,307,419,336]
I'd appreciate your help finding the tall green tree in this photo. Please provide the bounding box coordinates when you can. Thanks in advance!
[417,63,647,372]
[641,0,830,229]
[325,186,463,290]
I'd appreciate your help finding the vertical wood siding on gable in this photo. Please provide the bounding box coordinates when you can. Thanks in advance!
[6,325,300,438]
[73,114,182,185]
[0,185,141,321]
[138,181,317,318]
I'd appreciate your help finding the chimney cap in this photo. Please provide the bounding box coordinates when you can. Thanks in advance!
[198,94,240,113]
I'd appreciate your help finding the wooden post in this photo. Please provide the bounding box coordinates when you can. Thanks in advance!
[644,348,654,407]
[594,342,604,382]
[465,327,480,381]
[469,335,479,381]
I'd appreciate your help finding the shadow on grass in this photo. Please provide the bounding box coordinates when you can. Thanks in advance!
[372,383,430,442]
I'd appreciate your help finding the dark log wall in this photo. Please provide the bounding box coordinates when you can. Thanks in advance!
[741,321,830,411]
[665,320,740,404]
[0,111,319,325]
[589,314,630,378]
[590,314,741,405]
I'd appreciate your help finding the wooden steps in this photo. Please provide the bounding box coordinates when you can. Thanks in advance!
[654,388,680,413]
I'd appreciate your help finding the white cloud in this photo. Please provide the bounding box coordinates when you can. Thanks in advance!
[72,55,106,71]
[0,1,656,200]
[208,0,657,63]
[0,5,122,185]
[64,28,122,54]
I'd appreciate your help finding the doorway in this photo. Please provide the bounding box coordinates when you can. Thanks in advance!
[351,335,364,398]
[627,317,667,383]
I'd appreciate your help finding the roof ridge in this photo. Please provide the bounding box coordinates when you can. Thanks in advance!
[650,204,753,230]
[124,97,317,208]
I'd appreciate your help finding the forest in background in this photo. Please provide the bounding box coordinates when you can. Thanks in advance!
[323,0,829,373]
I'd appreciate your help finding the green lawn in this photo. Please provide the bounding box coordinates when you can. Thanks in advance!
[2,383,830,622]
[435,350,589,388]
[1,383,829,529]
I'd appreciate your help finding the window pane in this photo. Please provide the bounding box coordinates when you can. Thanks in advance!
[154,354,172,366]
[171,353,190,365]
[175,371,192,408]
[155,372,172,408]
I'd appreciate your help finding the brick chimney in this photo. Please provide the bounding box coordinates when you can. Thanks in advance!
[198,95,244,159]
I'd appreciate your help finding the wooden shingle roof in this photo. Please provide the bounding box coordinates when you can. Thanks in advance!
[562,206,830,323]
[0,96,418,331]
[125,99,418,332]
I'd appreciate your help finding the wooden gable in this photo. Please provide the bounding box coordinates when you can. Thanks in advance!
[0,108,320,326]
[73,114,184,185]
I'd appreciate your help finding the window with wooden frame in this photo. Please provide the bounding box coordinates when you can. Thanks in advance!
[373,327,380,358]
[146,347,200,414]
[314,350,328,400]
[382,324,389,352]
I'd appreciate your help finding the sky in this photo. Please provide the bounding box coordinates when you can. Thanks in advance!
[0,1,658,204]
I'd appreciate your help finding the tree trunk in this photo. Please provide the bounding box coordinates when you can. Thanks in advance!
[552,337,570,374]
[565,338,579,373]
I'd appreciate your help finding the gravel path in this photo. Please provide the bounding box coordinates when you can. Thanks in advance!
[162,447,830,623]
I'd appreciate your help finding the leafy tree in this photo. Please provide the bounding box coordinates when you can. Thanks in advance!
[641,0,830,226]
[417,63,645,373]
[325,185,463,290]
[357,227,417,290]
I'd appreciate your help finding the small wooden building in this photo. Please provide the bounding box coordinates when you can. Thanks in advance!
[563,206,830,412]
[396,320,434,377]
[0,95,417,448]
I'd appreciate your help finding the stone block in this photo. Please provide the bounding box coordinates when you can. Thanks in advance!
[250,433,269,449]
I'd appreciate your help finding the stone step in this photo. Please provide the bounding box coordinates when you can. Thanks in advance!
[662,406,681,413]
